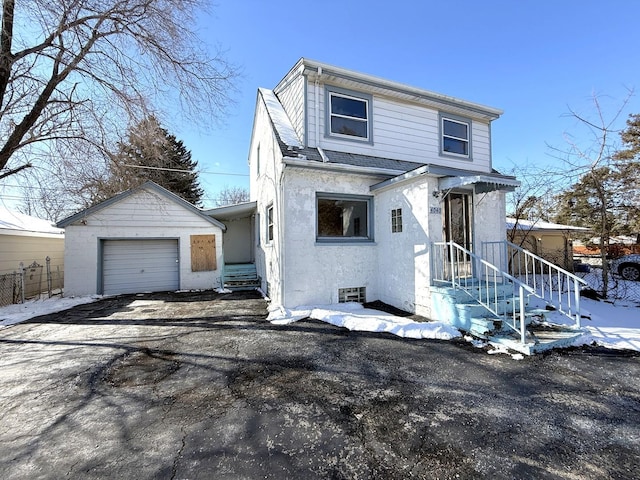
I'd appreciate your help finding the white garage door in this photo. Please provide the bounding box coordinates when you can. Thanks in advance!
[102,239,179,295]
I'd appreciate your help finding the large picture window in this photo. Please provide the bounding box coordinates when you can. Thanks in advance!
[317,194,373,242]
[326,86,372,142]
[440,114,471,158]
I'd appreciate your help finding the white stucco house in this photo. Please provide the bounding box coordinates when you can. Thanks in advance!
[58,182,227,296]
[56,58,587,353]
[249,58,521,319]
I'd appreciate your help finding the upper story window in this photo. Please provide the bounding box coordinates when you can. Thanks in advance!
[440,113,471,158]
[317,193,374,243]
[325,86,373,143]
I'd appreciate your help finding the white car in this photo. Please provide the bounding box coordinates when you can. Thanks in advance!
[610,254,640,281]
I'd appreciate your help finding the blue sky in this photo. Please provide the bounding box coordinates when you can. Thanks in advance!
[176,0,640,206]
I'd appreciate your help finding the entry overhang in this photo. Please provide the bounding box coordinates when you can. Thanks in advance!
[370,164,520,194]
[438,174,520,194]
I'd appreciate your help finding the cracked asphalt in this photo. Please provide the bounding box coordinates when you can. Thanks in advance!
[1,290,639,479]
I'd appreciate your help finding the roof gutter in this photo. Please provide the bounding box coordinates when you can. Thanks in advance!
[300,58,503,121]
[283,156,404,178]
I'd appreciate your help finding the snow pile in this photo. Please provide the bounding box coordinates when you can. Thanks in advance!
[0,295,101,327]
[268,302,461,340]
[578,298,640,351]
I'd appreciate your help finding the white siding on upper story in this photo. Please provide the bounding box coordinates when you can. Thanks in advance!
[305,82,493,173]
[274,74,305,145]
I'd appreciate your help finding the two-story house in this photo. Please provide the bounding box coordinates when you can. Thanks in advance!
[249,58,520,319]
[56,57,585,353]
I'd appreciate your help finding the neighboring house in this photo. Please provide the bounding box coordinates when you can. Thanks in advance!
[507,217,589,271]
[248,58,520,318]
[0,208,65,301]
[57,182,226,296]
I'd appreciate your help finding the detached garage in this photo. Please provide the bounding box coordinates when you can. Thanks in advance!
[58,182,226,296]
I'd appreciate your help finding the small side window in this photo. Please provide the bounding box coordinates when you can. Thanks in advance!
[391,208,402,233]
[266,205,274,243]
[256,143,260,177]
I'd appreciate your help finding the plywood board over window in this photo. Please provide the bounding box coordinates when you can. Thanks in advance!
[190,234,217,272]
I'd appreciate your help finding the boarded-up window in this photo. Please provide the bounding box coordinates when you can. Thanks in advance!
[190,235,216,272]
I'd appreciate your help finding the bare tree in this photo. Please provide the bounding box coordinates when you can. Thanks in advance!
[548,91,635,297]
[0,0,238,181]
[214,185,249,207]
[504,163,560,246]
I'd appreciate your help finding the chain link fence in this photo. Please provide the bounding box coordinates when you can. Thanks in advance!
[0,257,64,307]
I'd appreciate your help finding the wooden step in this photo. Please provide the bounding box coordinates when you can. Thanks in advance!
[222,263,259,291]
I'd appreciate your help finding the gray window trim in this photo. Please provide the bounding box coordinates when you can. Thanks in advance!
[266,204,274,244]
[256,143,260,177]
[391,208,403,233]
[325,85,374,145]
[439,112,472,160]
[316,192,374,243]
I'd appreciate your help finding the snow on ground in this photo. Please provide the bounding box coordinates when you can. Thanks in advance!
[576,297,640,351]
[268,303,461,340]
[0,295,101,327]
[1,288,638,354]
[268,295,639,353]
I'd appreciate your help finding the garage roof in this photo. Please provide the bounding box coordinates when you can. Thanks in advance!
[57,181,226,231]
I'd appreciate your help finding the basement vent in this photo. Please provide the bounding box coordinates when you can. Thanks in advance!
[338,287,366,304]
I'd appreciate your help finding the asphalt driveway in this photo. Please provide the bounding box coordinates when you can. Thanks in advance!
[0,290,639,479]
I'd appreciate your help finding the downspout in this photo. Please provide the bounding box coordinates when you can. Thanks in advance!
[315,66,322,149]
[278,166,286,307]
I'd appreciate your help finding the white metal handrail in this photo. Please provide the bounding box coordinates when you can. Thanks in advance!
[432,241,535,343]
[481,241,587,327]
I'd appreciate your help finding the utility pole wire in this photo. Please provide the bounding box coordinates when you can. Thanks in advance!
[122,164,249,176]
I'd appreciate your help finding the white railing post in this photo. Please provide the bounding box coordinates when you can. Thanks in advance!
[519,285,526,344]
[497,240,588,329]
[574,281,581,328]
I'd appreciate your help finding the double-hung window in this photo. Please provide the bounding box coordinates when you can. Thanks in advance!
[316,193,373,242]
[391,208,402,233]
[326,86,372,143]
[266,205,274,243]
[440,114,471,158]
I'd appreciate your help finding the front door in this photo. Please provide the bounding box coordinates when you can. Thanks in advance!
[443,192,474,278]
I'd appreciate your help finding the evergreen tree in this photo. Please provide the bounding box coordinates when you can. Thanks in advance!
[109,116,204,206]
[613,114,640,234]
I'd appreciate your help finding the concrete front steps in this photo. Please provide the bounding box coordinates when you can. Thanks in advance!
[431,279,586,355]
[488,323,587,356]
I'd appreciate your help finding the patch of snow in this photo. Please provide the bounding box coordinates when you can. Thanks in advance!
[267,303,461,340]
[259,88,303,148]
[464,335,487,348]
[0,295,102,327]
[487,344,525,360]
[215,287,232,294]
[575,297,640,351]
